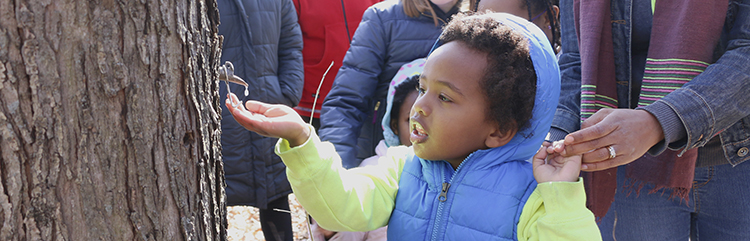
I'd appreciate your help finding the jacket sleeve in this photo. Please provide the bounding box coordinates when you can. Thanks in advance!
[549,0,582,142]
[641,0,750,154]
[274,0,304,107]
[275,126,405,232]
[318,6,387,163]
[517,178,602,241]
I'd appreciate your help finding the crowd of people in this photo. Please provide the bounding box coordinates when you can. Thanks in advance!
[216,0,750,240]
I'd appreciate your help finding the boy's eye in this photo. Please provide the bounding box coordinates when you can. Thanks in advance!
[417,86,425,95]
[439,94,451,102]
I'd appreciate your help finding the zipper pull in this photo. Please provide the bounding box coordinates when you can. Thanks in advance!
[439,183,451,202]
[372,101,381,124]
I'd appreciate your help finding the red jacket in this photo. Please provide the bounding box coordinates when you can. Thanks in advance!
[293,0,381,118]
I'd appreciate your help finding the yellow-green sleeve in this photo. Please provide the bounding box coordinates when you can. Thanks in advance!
[517,178,602,241]
[275,126,408,232]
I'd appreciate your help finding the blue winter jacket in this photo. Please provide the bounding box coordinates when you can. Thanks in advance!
[388,14,561,240]
[319,0,460,168]
[217,0,303,208]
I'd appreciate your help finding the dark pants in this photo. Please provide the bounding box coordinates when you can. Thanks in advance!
[259,195,293,241]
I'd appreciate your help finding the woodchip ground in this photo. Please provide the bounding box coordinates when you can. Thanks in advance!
[227,194,312,241]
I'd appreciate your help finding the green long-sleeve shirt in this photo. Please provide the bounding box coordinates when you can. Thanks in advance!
[275,130,602,240]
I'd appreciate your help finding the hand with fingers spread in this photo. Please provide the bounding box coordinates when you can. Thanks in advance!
[561,108,664,172]
[225,93,311,147]
[533,140,582,183]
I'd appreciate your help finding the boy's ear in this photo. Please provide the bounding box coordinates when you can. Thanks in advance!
[485,125,516,148]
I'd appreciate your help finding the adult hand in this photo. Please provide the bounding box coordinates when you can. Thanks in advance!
[225,93,310,147]
[562,108,664,171]
[533,141,581,183]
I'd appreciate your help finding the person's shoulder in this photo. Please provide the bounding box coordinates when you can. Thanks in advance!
[365,0,409,20]
[370,0,401,11]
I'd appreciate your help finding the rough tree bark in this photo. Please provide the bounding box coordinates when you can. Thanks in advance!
[0,0,226,240]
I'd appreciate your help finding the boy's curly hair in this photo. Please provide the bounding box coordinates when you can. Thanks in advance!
[438,13,537,135]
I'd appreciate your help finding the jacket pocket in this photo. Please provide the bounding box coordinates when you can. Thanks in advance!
[302,23,351,106]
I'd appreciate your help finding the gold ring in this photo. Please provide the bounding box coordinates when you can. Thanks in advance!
[607,145,616,159]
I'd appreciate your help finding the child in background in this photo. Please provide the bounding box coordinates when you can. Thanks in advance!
[364,59,425,166]
[473,0,560,53]
[225,13,600,240]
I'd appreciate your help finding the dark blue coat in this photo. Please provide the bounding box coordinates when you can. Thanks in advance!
[217,0,303,208]
[319,0,459,168]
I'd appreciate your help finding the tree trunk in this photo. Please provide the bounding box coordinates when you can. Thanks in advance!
[0,0,226,240]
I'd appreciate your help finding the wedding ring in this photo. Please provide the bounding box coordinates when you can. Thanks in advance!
[607,145,616,159]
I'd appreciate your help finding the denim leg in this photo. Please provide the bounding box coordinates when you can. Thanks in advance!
[598,161,750,241]
[598,166,692,241]
[691,161,750,241]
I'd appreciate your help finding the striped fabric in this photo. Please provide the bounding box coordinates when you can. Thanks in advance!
[581,84,618,120]
[574,0,727,220]
[638,58,708,107]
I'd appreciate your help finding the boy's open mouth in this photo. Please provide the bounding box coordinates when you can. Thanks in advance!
[410,121,428,144]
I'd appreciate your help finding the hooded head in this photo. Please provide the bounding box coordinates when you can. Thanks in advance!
[382,58,426,147]
[415,12,559,166]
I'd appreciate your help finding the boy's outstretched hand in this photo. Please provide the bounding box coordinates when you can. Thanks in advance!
[532,140,582,183]
[225,93,310,147]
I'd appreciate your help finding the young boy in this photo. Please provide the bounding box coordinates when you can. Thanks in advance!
[226,12,600,240]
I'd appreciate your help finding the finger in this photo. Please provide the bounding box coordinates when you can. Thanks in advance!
[227,93,244,109]
[533,145,548,163]
[546,145,556,154]
[535,145,555,168]
[244,100,275,114]
[551,140,566,154]
[225,97,247,118]
[226,99,268,129]
[562,136,613,157]
[580,145,617,164]
[541,141,552,147]
[564,121,616,147]
[581,157,625,172]
[580,108,612,129]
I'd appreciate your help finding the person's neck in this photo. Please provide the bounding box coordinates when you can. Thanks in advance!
[433,0,457,14]
[446,156,466,170]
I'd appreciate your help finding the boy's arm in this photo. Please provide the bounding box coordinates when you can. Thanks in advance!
[224,94,403,231]
[519,141,601,240]
[276,130,408,231]
[517,179,601,241]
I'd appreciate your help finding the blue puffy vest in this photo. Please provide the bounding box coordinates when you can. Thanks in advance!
[386,13,562,241]
[387,150,537,240]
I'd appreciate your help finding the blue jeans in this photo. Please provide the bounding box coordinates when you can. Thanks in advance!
[598,161,750,241]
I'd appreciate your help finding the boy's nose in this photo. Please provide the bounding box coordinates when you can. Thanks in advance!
[412,95,429,117]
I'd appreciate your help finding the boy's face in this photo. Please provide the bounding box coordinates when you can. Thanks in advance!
[410,41,497,168]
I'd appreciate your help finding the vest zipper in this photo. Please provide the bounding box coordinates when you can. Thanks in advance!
[429,153,474,241]
[438,183,450,202]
